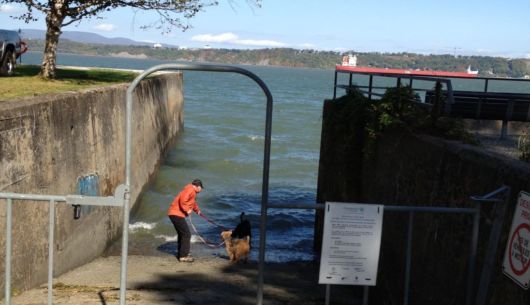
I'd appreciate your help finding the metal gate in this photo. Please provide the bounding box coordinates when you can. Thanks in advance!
[261,185,511,305]
[1,63,274,305]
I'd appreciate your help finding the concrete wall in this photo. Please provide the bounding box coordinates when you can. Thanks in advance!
[0,73,183,291]
[317,98,530,305]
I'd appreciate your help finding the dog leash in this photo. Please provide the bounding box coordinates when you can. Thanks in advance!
[188,214,225,248]
[198,213,230,231]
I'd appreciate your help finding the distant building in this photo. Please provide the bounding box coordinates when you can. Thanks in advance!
[153,43,162,49]
[341,54,357,67]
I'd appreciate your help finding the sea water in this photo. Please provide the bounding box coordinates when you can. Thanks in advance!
[22,52,333,261]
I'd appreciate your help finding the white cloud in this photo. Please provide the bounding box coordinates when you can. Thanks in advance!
[0,4,21,13]
[93,23,116,32]
[191,32,288,48]
[234,39,287,47]
[298,43,316,49]
[191,32,239,43]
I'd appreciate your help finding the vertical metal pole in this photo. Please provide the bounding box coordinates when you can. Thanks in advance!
[368,75,373,100]
[333,71,338,99]
[48,200,55,305]
[397,77,401,87]
[465,206,480,305]
[120,73,136,305]
[475,187,511,305]
[501,120,508,139]
[5,198,12,305]
[257,71,273,305]
[325,284,330,305]
[483,79,489,93]
[404,211,414,305]
[349,73,353,87]
[363,286,369,305]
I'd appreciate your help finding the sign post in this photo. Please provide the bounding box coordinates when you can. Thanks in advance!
[319,202,384,286]
[502,191,530,290]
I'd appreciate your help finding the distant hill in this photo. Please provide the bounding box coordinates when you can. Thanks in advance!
[15,29,530,78]
[19,29,175,47]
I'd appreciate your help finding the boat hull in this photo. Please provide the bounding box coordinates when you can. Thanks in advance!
[336,65,478,78]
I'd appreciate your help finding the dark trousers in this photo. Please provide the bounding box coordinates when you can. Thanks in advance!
[169,215,191,258]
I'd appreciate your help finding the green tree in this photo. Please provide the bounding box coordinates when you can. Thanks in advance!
[1,0,259,79]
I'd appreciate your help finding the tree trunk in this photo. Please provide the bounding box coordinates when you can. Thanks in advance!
[40,4,66,79]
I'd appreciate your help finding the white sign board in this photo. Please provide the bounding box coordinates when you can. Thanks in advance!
[502,191,530,290]
[319,202,384,286]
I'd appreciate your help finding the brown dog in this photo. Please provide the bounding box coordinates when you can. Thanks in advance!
[221,230,250,262]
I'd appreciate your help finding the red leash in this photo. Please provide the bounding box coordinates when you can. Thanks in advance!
[187,213,228,248]
[199,213,230,231]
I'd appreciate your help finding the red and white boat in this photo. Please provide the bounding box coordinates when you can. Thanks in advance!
[338,54,479,78]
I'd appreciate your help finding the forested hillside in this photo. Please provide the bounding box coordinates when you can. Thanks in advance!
[26,39,530,78]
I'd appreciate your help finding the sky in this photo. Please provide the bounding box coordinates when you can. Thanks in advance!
[1,0,529,58]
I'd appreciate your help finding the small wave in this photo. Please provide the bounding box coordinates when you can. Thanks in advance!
[155,234,177,242]
[248,135,264,141]
[129,222,157,231]
[154,234,202,243]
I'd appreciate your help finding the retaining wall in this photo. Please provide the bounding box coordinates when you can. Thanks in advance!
[0,73,183,291]
[316,97,530,305]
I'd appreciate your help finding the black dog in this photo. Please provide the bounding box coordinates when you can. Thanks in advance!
[231,212,252,248]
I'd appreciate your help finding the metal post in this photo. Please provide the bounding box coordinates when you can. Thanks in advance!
[500,120,508,139]
[474,187,511,305]
[48,200,55,305]
[325,284,330,305]
[368,75,373,100]
[333,71,338,99]
[465,206,480,305]
[483,79,489,93]
[5,198,12,305]
[404,211,414,305]
[363,286,369,305]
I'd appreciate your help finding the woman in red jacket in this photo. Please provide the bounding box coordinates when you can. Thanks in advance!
[167,179,203,262]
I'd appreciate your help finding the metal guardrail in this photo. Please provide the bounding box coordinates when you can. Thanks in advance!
[334,69,530,138]
[333,69,456,110]
[1,188,128,305]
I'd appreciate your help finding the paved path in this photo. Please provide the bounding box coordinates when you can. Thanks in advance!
[7,255,357,305]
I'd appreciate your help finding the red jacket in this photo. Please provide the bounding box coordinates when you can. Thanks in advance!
[167,184,201,218]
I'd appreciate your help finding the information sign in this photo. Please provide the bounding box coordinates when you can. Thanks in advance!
[319,202,384,286]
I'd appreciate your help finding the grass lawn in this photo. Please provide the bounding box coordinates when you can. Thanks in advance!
[0,65,138,100]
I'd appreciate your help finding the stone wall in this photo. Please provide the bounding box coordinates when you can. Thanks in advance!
[0,73,183,291]
[317,98,530,305]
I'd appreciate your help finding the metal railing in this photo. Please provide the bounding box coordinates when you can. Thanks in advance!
[1,188,126,305]
[333,69,456,112]
[334,69,530,138]
[2,63,274,305]
[261,186,511,305]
